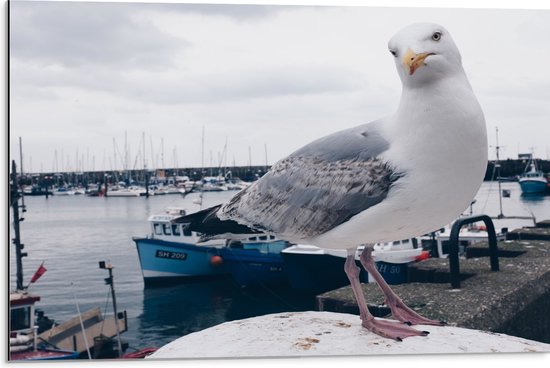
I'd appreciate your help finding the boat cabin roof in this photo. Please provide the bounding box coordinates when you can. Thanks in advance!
[10,292,40,307]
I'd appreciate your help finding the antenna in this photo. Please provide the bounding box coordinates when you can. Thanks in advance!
[11,160,26,290]
[18,138,26,210]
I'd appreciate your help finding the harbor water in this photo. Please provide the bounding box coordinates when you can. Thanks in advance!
[8,182,550,351]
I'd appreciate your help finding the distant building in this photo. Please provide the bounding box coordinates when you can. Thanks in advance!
[518,153,532,160]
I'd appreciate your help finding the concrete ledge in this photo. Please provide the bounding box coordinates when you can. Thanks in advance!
[506,226,550,241]
[317,240,550,343]
[148,311,550,359]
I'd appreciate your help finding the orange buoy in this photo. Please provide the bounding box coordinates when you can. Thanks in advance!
[415,251,431,262]
[210,255,223,266]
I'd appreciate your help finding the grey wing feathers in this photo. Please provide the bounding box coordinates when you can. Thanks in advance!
[219,120,403,240]
[290,120,389,162]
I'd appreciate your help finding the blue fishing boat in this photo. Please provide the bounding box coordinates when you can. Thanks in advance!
[219,239,290,288]
[133,208,290,287]
[519,158,547,194]
[134,237,229,284]
[281,245,369,293]
[133,208,228,285]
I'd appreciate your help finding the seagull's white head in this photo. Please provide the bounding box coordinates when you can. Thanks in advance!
[388,23,463,87]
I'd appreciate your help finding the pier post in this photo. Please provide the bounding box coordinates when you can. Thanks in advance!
[99,261,123,357]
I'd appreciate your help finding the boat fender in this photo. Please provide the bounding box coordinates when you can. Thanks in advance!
[210,255,223,267]
[10,343,32,352]
[10,335,31,346]
[415,251,431,262]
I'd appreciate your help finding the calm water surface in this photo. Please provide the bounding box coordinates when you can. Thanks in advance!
[9,182,550,350]
[9,190,315,350]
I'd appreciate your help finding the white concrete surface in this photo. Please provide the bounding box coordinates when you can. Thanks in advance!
[149,311,550,359]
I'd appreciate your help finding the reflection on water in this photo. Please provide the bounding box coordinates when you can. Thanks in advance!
[8,182,550,351]
[137,279,316,349]
[138,280,235,347]
[520,192,550,203]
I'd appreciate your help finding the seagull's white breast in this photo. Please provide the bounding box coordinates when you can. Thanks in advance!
[309,75,487,249]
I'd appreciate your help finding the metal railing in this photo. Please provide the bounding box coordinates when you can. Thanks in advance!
[449,215,499,288]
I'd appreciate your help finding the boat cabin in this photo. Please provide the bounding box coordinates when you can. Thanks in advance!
[10,292,40,336]
[148,212,201,244]
[148,208,280,246]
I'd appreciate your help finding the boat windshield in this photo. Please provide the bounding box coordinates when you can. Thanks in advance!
[11,306,32,332]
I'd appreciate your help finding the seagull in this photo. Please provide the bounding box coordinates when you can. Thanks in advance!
[174,22,488,341]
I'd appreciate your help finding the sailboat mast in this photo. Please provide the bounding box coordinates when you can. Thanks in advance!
[495,127,504,218]
[201,126,205,176]
[143,132,149,198]
[264,143,268,173]
[18,137,26,209]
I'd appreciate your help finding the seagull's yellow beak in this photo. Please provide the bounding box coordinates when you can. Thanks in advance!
[402,48,434,75]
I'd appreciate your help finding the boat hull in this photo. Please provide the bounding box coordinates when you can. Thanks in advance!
[219,241,289,288]
[281,251,369,293]
[105,190,140,197]
[133,238,229,285]
[10,349,80,361]
[519,179,548,194]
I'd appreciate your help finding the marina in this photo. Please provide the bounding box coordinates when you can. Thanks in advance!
[9,177,550,356]
[9,1,550,361]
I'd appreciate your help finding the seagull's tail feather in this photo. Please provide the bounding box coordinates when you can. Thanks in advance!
[171,204,262,242]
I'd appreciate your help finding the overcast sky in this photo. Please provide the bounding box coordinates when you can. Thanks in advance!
[9,0,550,173]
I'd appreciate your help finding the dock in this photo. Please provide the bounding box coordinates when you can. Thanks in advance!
[317,223,550,344]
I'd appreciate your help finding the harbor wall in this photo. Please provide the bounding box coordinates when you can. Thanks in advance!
[14,159,550,187]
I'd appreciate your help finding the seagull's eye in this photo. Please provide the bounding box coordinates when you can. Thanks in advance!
[432,31,442,41]
[389,49,397,57]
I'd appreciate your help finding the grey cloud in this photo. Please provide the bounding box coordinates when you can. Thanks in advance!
[11,59,367,105]
[123,66,368,105]
[10,1,188,70]
[149,3,304,22]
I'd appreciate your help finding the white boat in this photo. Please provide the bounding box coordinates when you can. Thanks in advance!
[200,176,228,192]
[174,176,194,193]
[226,179,251,191]
[52,187,75,196]
[433,223,507,258]
[73,187,86,195]
[105,187,140,197]
[159,184,183,195]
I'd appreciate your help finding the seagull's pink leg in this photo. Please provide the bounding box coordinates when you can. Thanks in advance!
[360,245,445,326]
[344,249,429,341]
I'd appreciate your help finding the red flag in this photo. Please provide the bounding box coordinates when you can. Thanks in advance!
[30,262,47,283]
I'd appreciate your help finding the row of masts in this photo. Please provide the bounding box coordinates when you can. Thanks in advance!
[23,130,270,175]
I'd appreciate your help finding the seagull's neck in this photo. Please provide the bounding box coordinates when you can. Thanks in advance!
[386,70,487,172]
[394,72,480,130]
